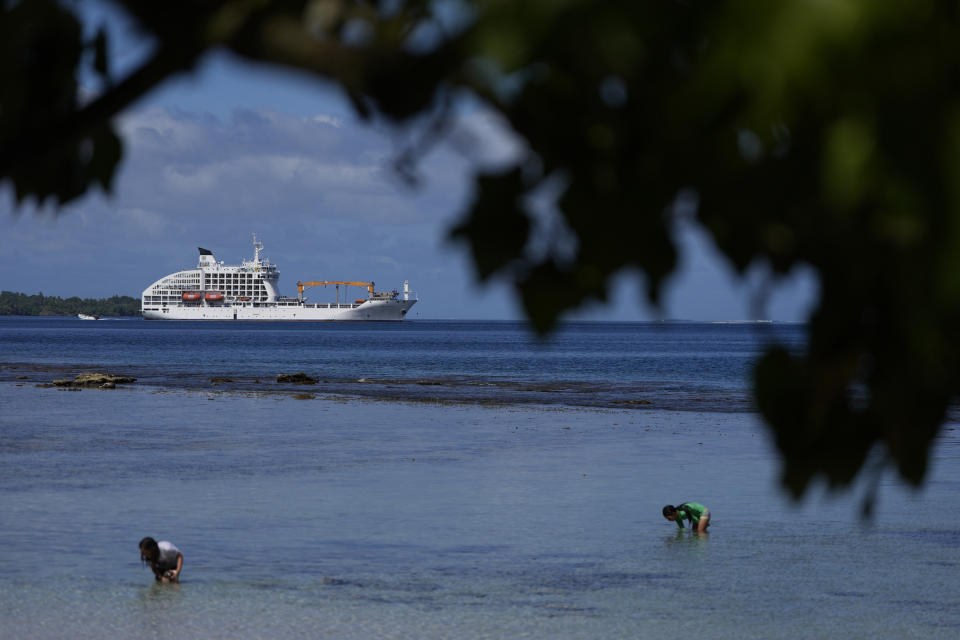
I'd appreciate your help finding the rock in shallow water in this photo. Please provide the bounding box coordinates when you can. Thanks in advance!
[51,372,136,388]
[276,372,318,384]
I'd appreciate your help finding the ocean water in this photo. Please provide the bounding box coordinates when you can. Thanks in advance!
[1,318,958,638]
[0,319,804,411]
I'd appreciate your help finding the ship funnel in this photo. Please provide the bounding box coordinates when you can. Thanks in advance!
[198,247,217,267]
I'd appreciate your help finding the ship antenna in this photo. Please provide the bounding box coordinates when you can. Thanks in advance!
[252,233,262,263]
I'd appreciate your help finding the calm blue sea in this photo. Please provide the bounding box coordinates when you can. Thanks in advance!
[1,317,958,638]
[0,318,805,411]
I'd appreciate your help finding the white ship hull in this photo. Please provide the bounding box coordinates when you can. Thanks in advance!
[143,298,415,321]
[141,236,417,321]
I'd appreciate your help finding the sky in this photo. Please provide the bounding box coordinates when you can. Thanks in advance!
[0,4,817,322]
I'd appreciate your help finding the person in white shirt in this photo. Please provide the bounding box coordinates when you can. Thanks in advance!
[139,537,184,582]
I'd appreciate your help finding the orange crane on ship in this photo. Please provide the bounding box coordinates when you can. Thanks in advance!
[296,280,375,303]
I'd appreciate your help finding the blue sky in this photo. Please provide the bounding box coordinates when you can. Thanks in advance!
[0,5,817,321]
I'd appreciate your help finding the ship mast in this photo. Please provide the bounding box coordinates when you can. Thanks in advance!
[252,233,262,265]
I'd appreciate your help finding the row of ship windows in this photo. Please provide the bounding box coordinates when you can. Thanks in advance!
[147,294,265,301]
[162,275,266,283]
[204,284,268,289]
[144,295,268,302]
[207,274,261,279]
[150,285,267,294]
[146,292,268,296]
[207,276,262,281]
[160,278,264,287]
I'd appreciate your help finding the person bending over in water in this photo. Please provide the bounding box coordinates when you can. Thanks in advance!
[139,537,183,582]
[663,503,711,533]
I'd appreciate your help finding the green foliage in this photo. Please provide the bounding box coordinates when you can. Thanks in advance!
[0,291,140,317]
[464,0,960,501]
[0,0,122,204]
[3,0,959,499]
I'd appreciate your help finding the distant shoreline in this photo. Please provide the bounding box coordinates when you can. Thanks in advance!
[0,291,140,317]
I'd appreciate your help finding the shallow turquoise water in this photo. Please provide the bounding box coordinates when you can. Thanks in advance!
[1,383,958,638]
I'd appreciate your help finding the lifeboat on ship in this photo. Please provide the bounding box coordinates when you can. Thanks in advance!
[182,291,202,301]
[205,292,224,302]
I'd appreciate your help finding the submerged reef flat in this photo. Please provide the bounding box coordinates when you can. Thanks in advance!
[1,362,751,412]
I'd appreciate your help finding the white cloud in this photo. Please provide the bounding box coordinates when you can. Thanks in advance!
[311,114,343,127]
[161,163,219,194]
[120,108,213,156]
[449,103,527,171]
[114,207,171,237]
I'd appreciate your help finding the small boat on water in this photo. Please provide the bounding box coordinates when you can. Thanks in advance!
[78,313,100,320]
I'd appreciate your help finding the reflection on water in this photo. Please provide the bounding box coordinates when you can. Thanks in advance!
[134,582,185,636]
[664,530,710,546]
[136,582,183,603]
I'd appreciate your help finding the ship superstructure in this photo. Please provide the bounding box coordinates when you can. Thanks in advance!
[141,235,416,321]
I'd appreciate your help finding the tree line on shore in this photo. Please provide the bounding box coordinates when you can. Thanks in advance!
[0,291,140,317]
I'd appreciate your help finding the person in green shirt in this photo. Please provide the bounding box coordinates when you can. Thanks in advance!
[663,502,711,532]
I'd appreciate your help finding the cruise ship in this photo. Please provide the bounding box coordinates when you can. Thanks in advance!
[141,236,417,320]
